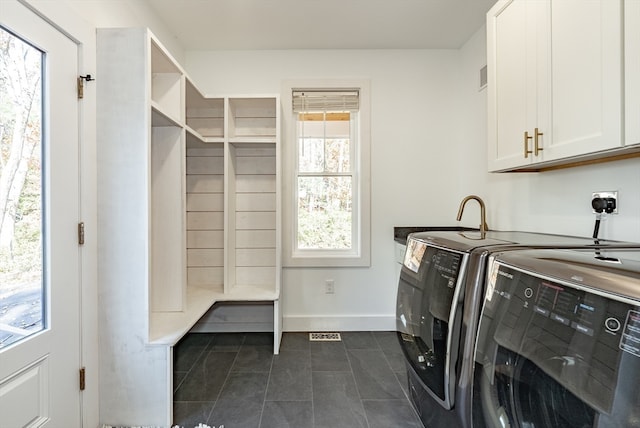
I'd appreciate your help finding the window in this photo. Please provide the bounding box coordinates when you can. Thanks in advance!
[0,27,45,348]
[282,80,370,267]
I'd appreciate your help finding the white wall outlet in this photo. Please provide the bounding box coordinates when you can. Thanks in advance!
[325,279,335,294]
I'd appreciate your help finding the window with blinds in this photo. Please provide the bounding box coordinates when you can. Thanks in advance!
[283,81,370,267]
[292,89,360,253]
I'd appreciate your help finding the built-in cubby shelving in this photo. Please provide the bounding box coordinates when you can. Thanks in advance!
[97,27,281,427]
[229,97,278,142]
[226,142,278,298]
[185,79,224,142]
[186,137,224,293]
[150,40,182,124]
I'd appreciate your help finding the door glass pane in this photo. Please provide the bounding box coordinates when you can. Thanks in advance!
[0,27,44,349]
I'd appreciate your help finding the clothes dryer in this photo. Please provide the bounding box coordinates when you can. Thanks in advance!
[471,247,640,428]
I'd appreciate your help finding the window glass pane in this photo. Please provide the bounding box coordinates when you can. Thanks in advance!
[298,138,324,173]
[297,176,352,250]
[298,115,351,174]
[0,28,44,349]
[325,138,350,173]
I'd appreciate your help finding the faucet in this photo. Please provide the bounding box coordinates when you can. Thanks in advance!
[456,195,489,234]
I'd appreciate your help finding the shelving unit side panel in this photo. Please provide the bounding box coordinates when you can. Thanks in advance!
[97,28,174,425]
[97,27,152,328]
[151,126,186,312]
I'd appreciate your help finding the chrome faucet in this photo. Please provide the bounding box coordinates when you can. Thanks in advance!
[456,195,489,234]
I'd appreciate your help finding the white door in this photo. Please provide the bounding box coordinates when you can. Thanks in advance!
[0,1,81,427]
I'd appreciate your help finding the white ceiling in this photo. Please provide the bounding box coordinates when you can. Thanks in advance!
[143,0,498,51]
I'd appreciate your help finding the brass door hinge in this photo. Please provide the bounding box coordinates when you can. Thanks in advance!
[78,222,85,245]
[79,367,86,391]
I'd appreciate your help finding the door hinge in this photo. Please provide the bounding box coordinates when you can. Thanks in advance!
[77,74,94,99]
[78,222,85,245]
[79,367,86,391]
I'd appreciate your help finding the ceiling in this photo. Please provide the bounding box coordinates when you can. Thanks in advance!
[143,0,498,51]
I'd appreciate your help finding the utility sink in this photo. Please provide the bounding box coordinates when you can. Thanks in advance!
[393,226,479,245]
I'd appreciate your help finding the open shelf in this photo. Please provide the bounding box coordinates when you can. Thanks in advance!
[229,97,277,139]
[226,142,277,296]
[151,103,181,127]
[150,40,182,123]
[186,79,224,139]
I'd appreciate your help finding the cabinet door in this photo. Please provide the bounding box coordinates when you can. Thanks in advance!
[487,0,540,172]
[488,0,623,172]
[544,0,623,160]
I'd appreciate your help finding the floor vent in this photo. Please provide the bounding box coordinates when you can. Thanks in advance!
[309,332,341,341]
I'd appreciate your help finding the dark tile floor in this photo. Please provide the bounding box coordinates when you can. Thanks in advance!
[173,331,423,428]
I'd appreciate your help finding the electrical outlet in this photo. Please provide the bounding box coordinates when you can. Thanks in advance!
[325,279,335,294]
[592,191,618,214]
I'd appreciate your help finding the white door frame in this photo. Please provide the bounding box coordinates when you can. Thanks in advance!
[9,1,99,426]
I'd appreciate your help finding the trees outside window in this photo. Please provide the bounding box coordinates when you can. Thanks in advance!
[0,27,44,348]
[283,82,370,268]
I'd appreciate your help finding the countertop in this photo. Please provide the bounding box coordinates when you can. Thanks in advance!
[393,226,477,245]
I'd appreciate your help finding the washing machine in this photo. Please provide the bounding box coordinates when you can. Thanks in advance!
[395,230,631,428]
[471,247,640,428]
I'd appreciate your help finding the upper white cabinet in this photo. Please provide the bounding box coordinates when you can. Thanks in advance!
[487,0,624,172]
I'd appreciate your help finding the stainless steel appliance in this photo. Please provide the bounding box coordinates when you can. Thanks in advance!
[395,230,627,428]
[472,247,640,428]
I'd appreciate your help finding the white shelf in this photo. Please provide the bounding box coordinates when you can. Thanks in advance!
[229,136,277,144]
[148,283,279,345]
[186,125,224,144]
[151,103,181,127]
[228,97,277,139]
[186,79,224,139]
[149,285,223,345]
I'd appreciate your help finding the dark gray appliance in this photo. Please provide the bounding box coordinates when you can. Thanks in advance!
[395,230,626,428]
[472,247,640,428]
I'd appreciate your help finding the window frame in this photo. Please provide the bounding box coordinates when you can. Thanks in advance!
[282,79,371,267]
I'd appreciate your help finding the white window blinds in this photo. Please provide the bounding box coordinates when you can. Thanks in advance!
[292,90,359,113]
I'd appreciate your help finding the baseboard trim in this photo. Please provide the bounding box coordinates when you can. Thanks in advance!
[283,315,395,332]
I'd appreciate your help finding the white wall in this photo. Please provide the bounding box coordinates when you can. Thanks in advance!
[186,49,472,330]
[186,26,640,331]
[65,0,185,62]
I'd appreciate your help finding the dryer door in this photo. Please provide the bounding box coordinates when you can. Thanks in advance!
[396,238,466,409]
[472,262,640,428]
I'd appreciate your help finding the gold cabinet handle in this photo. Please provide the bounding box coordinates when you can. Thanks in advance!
[534,127,543,156]
[523,131,533,158]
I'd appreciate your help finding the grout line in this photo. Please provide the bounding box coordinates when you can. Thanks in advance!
[308,335,315,428]
[173,334,214,394]
[205,333,246,425]
[256,346,275,428]
[343,333,372,428]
